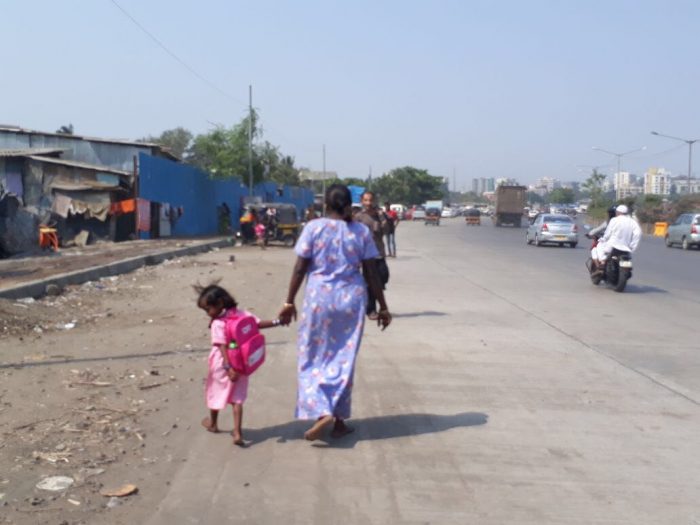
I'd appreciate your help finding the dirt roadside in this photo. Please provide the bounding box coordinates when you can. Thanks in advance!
[0,244,294,525]
[0,238,229,290]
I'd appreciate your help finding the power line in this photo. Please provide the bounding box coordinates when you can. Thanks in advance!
[108,0,245,108]
[627,142,686,160]
[109,0,312,157]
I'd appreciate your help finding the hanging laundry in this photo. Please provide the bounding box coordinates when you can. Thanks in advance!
[110,199,136,215]
[52,193,72,218]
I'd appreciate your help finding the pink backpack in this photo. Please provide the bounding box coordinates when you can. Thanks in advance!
[224,310,266,376]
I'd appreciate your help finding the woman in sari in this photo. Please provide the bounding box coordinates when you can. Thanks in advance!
[279,184,391,440]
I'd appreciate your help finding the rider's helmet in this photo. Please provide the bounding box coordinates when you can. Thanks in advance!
[607,206,617,220]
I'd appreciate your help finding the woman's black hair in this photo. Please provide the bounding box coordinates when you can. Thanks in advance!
[194,282,237,309]
[326,184,352,221]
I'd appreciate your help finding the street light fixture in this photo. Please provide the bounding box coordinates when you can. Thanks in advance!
[591,146,646,177]
[650,131,698,194]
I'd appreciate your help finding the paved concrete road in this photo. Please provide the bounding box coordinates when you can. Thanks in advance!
[146,219,700,525]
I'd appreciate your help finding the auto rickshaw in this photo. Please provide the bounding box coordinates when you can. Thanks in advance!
[465,208,481,226]
[424,207,441,226]
[250,203,300,247]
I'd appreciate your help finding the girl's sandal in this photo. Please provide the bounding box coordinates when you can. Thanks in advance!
[304,415,334,441]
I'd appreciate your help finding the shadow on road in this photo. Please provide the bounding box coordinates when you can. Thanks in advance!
[623,285,668,294]
[245,411,488,447]
[392,311,447,318]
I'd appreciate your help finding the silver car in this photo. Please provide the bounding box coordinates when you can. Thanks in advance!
[412,206,426,220]
[665,212,700,250]
[526,214,578,248]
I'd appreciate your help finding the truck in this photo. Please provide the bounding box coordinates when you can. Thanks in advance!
[424,200,444,213]
[493,185,526,227]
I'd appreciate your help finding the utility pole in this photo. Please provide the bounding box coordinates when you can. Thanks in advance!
[452,167,457,198]
[322,144,326,215]
[248,84,253,196]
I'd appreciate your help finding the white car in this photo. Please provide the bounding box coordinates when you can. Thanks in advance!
[441,207,457,218]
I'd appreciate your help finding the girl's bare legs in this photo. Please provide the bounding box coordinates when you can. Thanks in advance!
[201,410,219,433]
[232,403,244,446]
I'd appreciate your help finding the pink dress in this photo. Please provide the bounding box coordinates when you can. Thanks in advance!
[205,310,253,409]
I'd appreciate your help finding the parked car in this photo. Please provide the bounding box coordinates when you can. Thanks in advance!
[665,212,700,250]
[526,213,578,247]
[412,206,426,220]
[441,207,457,218]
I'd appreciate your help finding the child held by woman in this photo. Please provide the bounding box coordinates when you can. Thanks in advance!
[196,283,284,446]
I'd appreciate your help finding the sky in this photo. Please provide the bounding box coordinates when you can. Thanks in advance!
[2,0,700,189]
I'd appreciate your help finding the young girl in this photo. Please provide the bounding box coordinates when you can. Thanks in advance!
[254,220,266,249]
[196,283,283,446]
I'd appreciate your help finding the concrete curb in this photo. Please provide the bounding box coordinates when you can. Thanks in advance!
[0,239,232,300]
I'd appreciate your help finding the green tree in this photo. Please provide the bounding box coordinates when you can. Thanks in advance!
[371,166,444,205]
[549,187,575,204]
[670,194,700,221]
[188,113,258,178]
[188,111,301,187]
[582,169,612,221]
[634,194,665,226]
[527,191,544,205]
[142,127,193,159]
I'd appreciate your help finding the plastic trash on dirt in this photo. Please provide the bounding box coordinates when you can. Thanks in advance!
[36,476,74,491]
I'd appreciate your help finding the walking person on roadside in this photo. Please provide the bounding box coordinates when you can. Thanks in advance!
[384,201,399,257]
[355,191,390,320]
[278,184,391,441]
[196,283,286,446]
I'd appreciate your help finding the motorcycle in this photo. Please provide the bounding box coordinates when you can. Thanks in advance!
[585,229,633,292]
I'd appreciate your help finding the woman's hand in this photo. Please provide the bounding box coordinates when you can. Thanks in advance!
[377,310,392,331]
[227,368,240,382]
[278,303,297,325]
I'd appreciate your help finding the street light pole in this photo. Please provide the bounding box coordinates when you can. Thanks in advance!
[592,145,646,199]
[248,84,253,196]
[651,131,698,194]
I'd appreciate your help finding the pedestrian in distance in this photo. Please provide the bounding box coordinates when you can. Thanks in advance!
[384,201,399,257]
[355,191,391,320]
[254,219,266,249]
[196,283,286,446]
[278,184,391,441]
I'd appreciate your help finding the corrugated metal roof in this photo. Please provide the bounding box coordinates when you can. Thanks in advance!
[0,126,180,161]
[0,148,66,157]
[50,180,124,191]
[27,156,132,177]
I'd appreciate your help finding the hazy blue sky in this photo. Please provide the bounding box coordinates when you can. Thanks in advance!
[3,1,700,188]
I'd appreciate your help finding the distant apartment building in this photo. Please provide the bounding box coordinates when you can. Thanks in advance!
[613,171,643,199]
[644,167,671,195]
[670,176,700,195]
[495,177,519,187]
[534,176,561,192]
[471,177,495,195]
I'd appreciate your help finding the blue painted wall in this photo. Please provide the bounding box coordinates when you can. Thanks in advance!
[138,153,244,237]
[138,154,315,236]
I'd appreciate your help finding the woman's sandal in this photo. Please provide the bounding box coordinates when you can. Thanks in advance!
[304,415,334,441]
[331,424,355,439]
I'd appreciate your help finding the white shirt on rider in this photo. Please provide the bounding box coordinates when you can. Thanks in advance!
[600,215,642,253]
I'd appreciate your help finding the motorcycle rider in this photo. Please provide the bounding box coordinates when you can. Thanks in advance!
[591,204,642,275]
[587,205,617,239]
